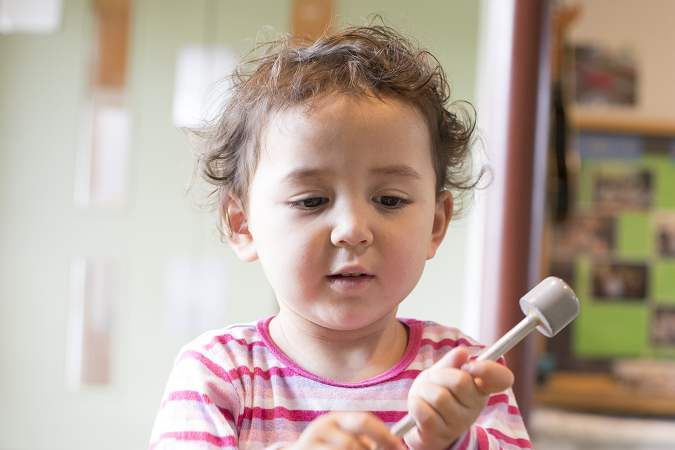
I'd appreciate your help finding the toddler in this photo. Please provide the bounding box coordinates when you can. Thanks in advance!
[151,23,531,450]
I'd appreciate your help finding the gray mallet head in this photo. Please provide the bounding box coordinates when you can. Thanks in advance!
[519,276,580,338]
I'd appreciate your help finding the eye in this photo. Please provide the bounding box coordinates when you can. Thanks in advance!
[293,197,329,209]
[373,196,408,208]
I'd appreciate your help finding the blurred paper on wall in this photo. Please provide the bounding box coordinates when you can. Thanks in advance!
[73,0,132,210]
[172,45,237,128]
[65,257,118,391]
[0,0,63,34]
[164,256,227,336]
[90,105,131,207]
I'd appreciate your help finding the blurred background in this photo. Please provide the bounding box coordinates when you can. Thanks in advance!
[1,0,674,449]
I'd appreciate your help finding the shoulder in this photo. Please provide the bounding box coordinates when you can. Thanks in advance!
[178,318,271,358]
[172,318,277,381]
[181,321,263,357]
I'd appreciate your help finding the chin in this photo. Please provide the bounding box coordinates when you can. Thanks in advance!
[316,310,392,332]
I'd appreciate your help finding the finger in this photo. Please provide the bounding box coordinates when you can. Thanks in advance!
[357,434,376,450]
[312,444,343,450]
[299,414,371,450]
[432,346,470,370]
[460,361,514,395]
[414,379,458,421]
[323,423,370,450]
[407,393,448,433]
[427,368,479,409]
[334,413,406,450]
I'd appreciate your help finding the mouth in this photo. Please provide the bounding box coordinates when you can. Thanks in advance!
[327,267,373,278]
[328,272,369,278]
[327,269,374,289]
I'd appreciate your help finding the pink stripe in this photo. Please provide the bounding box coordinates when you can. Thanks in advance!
[456,430,471,450]
[487,393,509,406]
[179,350,236,383]
[242,406,327,422]
[233,360,419,383]
[180,351,422,385]
[485,395,520,416]
[420,338,460,350]
[487,428,532,449]
[373,410,409,422]
[178,351,306,384]
[238,407,408,424]
[256,384,410,401]
[232,365,297,380]
[507,405,520,415]
[150,431,236,450]
[160,390,235,423]
[204,334,267,352]
[476,426,489,449]
[160,390,212,409]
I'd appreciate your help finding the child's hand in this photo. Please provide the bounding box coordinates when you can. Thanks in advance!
[404,347,514,450]
[288,412,407,450]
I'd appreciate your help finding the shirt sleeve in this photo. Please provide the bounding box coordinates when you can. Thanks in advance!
[149,345,243,450]
[449,389,532,450]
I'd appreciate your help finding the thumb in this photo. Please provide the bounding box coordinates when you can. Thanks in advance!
[433,346,470,370]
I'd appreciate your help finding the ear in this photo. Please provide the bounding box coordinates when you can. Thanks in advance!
[225,195,259,262]
[427,190,453,260]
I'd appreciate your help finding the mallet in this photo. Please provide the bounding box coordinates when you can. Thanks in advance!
[390,276,580,439]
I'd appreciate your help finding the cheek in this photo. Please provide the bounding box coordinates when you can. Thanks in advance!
[252,217,326,285]
[382,214,434,276]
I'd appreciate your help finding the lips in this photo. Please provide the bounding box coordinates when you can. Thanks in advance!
[327,267,372,278]
[327,267,374,289]
[332,272,365,277]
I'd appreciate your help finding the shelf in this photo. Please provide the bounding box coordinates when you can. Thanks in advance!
[535,372,675,416]
[570,110,675,136]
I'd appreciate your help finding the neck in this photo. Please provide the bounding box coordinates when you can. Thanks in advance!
[268,309,409,383]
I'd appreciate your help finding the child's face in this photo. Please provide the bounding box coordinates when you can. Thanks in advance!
[229,96,452,332]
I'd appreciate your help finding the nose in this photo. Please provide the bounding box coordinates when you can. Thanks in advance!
[330,201,374,248]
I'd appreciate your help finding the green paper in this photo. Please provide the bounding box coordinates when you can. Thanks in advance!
[652,260,675,304]
[653,347,675,359]
[574,257,591,301]
[617,212,651,258]
[572,303,649,358]
[578,164,595,209]
[649,158,675,209]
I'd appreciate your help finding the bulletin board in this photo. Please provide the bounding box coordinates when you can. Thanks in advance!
[549,130,675,360]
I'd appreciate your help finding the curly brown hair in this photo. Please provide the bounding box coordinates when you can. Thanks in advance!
[190,20,484,236]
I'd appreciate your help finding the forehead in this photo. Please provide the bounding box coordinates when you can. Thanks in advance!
[259,96,434,176]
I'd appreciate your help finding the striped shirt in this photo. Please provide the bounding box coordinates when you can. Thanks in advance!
[150,317,532,450]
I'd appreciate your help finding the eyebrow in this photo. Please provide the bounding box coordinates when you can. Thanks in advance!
[281,164,422,184]
[371,164,422,180]
[281,168,333,185]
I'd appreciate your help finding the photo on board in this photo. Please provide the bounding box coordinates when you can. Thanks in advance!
[655,212,675,257]
[593,167,652,210]
[552,214,615,258]
[652,307,675,347]
[574,44,637,107]
[591,262,648,300]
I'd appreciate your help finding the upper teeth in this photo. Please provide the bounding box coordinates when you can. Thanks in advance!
[340,272,362,277]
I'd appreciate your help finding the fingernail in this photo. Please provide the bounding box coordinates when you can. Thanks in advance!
[461,363,475,374]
